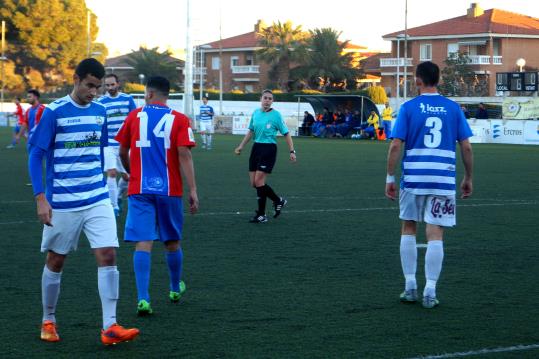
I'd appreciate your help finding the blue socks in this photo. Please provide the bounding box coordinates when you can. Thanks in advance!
[166,249,183,292]
[133,251,151,302]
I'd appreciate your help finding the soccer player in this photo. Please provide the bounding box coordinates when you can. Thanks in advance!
[97,74,137,216]
[385,61,474,309]
[23,89,46,142]
[198,96,214,149]
[115,76,198,315]
[234,89,296,223]
[6,97,26,148]
[28,58,139,344]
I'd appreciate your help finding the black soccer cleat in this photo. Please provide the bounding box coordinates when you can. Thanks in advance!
[249,212,268,223]
[273,198,287,218]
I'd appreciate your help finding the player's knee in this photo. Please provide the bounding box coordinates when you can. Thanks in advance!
[164,240,180,252]
[95,247,117,266]
[401,220,417,235]
[46,251,66,272]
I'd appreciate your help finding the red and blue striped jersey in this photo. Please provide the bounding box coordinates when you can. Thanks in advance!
[115,103,196,197]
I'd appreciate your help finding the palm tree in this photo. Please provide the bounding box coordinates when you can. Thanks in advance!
[126,47,180,87]
[292,28,360,92]
[256,21,307,92]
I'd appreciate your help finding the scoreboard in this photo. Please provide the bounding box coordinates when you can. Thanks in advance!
[496,72,538,92]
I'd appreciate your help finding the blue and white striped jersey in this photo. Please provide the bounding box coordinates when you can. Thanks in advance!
[392,93,473,196]
[97,93,136,147]
[199,104,214,121]
[29,95,110,211]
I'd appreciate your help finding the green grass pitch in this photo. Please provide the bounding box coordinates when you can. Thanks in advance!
[1,128,538,358]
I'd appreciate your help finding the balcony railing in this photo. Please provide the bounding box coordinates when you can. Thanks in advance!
[231,65,260,74]
[465,55,503,65]
[380,58,413,67]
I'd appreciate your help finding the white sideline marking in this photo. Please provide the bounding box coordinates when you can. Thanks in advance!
[0,201,536,225]
[416,244,428,248]
[195,201,538,217]
[407,342,539,359]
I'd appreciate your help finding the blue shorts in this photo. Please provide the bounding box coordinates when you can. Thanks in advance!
[124,194,184,242]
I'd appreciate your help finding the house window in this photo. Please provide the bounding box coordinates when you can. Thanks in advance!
[420,44,432,61]
[447,43,459,57]
[230,56,239,68]
[246,55,254,66]
[245,84,254,93]
[211,56,220,70]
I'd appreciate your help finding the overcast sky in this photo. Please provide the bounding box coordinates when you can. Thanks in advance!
[86,0,539,58]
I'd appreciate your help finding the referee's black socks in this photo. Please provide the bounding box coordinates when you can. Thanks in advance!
[263,185,280,203]
[256,186,268,215]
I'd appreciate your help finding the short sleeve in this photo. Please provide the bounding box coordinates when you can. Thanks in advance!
[128,97,137,112]
[248,115,254,131]
[173,112,196,147]
[456,108,473,141]
[275,112,289,135]
[115,110,135,147]
[101,111,109,147]
[391,105,408,141]
[28,107,56,150]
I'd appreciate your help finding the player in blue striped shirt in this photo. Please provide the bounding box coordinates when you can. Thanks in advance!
[385,61,474,309]
[97,74,136,215]
[198,96,214,149]
[28,58,139,345]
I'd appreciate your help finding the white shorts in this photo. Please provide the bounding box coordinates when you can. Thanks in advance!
[198,120,214,133]
[399,190,456,227]
[104,146,126,172]
[41,203,119,254]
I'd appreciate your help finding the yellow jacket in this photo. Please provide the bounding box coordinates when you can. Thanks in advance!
[367,113,379,129]
[382,107,393,121]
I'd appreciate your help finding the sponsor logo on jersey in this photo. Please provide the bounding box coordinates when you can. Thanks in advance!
[420,103,447,114]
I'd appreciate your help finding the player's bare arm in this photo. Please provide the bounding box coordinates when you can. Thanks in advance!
[459,139,474,199]
[178,146,198,214]
[385,138,402,201]
[235,130,253,155]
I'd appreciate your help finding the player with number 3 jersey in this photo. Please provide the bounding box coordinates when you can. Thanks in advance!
[385,61,474,309]
[115,76,198,315]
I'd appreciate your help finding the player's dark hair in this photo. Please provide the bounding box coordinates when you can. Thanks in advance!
[415,61,439,87]
[146,76,170,96]
[16,97,21,102]
[105,73,119,82]
[75,58,105,80]
[27,89,40,98]
[202,96,208,100]
[261,89,273,96]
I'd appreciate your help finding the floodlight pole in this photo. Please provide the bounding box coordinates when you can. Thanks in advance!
[183,0,194,121]
[87,10,91,57]
[1,20,5,112]
[218,5,223,115]
[403,0,408,101]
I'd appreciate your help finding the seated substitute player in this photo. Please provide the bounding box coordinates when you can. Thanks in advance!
[234,89,296,223]
[97,74,137,216]
[115,76,198,315]
[198,96,214,149]
[28,58,139,344]
[385,61,474,309]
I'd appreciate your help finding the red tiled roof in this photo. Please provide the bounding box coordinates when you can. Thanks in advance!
[383,9,539,38]
[204,31,368,50]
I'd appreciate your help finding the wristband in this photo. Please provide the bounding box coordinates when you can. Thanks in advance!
[290,150,296,154]
[386,174,395,184]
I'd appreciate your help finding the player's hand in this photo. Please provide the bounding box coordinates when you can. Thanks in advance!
[385,182,397,201]
[460,177,473,199]
[289,152,297,162]
[36,194,53,226]
[234,146,242,155]
[188,190,199,214]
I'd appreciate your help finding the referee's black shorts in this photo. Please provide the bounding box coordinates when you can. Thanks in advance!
[249,142,277,173]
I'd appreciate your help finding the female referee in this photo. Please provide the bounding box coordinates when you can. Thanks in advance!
[234,89,296,223]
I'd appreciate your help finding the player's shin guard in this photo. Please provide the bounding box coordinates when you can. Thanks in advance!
[166,249,183,292]
[424,240,444,297]
[42,266,62,323]
[256,186,267,215]
[400,235,417,290]
[107,177,119,209]
[98,266,119,330]
[133,251,151,302]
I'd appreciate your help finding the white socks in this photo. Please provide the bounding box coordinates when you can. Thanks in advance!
[98,266,119,330]
[400,235,417,290]
[207,134,212,147]
[107,177,118,209]
[424,240,444,297]
[42,266,62,323]
[201,134,207,145]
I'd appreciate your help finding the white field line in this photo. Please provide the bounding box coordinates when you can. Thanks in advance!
[406,342,539,359]
[0,200,536,225]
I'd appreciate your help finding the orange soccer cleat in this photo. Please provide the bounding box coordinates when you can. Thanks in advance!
[40,320,60,342]
[101,323,139,345]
